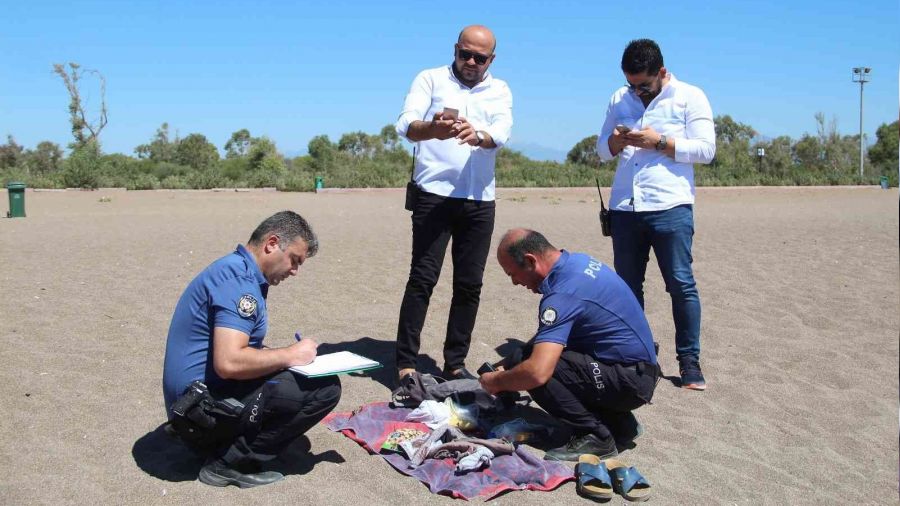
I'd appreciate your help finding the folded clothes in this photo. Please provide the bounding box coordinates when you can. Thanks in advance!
[405,400,452,428]
[455,446,494,474]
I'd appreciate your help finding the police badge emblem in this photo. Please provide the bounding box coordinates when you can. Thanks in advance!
[540,307,558,325]
[237,294,258,318]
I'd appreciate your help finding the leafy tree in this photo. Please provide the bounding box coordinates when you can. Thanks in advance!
[61,140,102,189]
[28,141,64,174]
[715,115,756,144]
[52,62,107,148]
[867,120,899,175]
[380,125,402,151]
[712,115,756,174]
[308,135,336,172]
[567,135,601,166]
[247,137,278,170]
[175,133,219,169]
[752,135,792,176]
[792,133,824,171]
[135,123,176,163]
[338,131,381,158]
[0,135,24,168]
[814,112,859,174]
[225,129,252,158]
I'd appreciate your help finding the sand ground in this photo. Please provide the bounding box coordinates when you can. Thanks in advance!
[0,186,897,505]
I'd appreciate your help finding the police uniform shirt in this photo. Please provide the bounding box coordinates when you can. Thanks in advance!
[533,251,655,364]
[162,244,269,410]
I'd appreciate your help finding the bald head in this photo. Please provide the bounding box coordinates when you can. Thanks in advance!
[458,25,496,53]
[497,229,559,293]
[453,25,497,87]
[498,228,555,267]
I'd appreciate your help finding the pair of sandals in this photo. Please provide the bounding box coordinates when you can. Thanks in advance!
[576,455,652,502]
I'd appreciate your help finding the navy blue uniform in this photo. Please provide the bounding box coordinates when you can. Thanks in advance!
[535,251,656,364]
[162,245,340,467]
[518,251,657,442]
[163,245,269,410]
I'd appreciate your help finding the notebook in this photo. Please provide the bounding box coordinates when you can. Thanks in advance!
[288,351,382,378]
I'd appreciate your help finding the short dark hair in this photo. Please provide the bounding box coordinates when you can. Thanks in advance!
[505,230,554,267]
[248,210,318,257]
[621,39,664,75]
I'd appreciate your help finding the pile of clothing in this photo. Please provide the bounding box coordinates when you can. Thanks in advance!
[323,373,573,500]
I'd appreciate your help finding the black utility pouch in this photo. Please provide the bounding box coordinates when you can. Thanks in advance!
[171,381,209,420]
[596,178,612,237]
[404,147,418,211]
[170,381,245,450]
[405,181,419,211]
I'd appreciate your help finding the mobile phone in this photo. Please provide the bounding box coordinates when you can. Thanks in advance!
[477,362,495,376]
[615,124,631,134]
[442,108,459,120]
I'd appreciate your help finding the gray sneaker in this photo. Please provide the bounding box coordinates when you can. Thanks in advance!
[198,458,284,489]
[543,433,618,462]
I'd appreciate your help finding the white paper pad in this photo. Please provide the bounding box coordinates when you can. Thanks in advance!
[288,351,382,377]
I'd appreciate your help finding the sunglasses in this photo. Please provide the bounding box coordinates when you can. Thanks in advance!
[457,49,490,65]
[625,73,660,94]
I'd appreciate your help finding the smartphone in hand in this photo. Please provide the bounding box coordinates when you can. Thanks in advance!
[442,108,459,121]
[477,362,495,376]
[615,124,631,134]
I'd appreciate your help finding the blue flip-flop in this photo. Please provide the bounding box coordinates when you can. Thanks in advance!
[604,458,652,502]
[576,454,614,502]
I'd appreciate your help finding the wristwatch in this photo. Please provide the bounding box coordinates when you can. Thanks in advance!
[475,131,485,146]
[655,134,667,151]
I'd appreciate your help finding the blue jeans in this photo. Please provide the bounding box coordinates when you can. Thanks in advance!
[610,205,701,360]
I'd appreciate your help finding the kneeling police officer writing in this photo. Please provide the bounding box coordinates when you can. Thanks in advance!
[162,211,341,488]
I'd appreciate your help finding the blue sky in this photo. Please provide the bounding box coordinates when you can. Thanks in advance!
[1,0,897,161]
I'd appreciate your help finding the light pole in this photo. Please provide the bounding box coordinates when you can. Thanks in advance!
[851,67,871,179]
[756,147,765,173]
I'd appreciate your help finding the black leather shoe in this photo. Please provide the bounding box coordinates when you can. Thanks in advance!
[442,367,477,380]
[543,433,618,462]
[198,458,284,488]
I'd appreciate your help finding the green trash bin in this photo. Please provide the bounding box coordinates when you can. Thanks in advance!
[315,176,324,190]
[880,176,889,189]
[6,182,26,218]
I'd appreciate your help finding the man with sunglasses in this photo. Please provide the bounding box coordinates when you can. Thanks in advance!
[394,25,513,383]
[596,39,716,391]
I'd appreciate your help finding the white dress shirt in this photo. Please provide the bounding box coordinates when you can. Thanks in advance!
[596,74,715,212]
[396,65,513,201]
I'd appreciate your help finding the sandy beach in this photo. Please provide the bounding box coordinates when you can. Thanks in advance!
[0,186,897,505]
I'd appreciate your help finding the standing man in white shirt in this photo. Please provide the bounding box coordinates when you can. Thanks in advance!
[596,39,715,391]
[394,25,513,382]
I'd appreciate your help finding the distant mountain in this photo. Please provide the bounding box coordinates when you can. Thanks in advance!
[507,141,568,162]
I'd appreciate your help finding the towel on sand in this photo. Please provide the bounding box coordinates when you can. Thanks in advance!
[324,402,573,500]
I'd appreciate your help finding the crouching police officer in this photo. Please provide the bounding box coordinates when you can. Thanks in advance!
[479,229,657,461]
[162,211,341,488]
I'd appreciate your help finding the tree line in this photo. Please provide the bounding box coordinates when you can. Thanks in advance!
[2,114,895,191]
[1,63,897,190]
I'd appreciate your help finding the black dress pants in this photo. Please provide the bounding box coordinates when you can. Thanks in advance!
[525,350,656,441]
[396,190,496,372]
[207,370,341,467]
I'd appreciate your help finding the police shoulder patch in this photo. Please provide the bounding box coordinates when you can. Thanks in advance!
[237,294,258,318]
[540,306,558,325]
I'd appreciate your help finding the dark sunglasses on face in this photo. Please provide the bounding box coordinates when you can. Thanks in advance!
[626,77,657,94]
[458,49,490,65]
